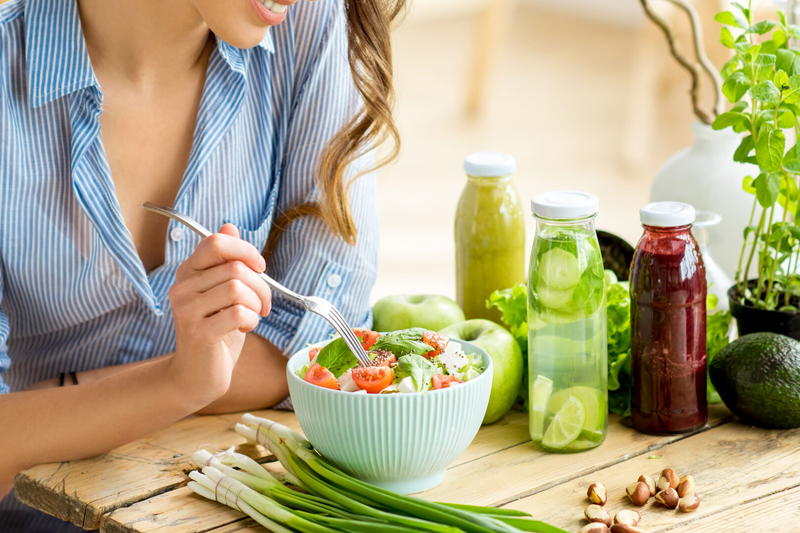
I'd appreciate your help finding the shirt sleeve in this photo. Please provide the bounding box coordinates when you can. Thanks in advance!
[252,0,379,359]
[0,259,11,394]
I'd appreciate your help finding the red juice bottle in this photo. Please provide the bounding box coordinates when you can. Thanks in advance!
[630,202,707,435]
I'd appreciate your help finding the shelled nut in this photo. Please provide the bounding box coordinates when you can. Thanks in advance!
[585,504,612,527]
[626,481,650,506]
[587,482,608,505]
[580,523,609,533]
[610,525,647,533]
[613,509,641,527]
[657,469,679,491]
[654,488,680,509]
[678,492,701,512]
[638,474,656,496]
[676,475,695,498]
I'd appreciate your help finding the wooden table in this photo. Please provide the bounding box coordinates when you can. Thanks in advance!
[14,404,800,533]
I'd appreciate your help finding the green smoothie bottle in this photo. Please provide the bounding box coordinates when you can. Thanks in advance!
[455,152,525,322]
[528,191,608,453]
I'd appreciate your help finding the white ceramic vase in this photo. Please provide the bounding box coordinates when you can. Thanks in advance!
[650,122,759,280]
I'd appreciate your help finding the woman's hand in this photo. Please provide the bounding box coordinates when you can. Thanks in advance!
[167,224,272,404]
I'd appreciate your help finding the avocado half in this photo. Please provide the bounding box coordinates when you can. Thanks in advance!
[710,332,800,429]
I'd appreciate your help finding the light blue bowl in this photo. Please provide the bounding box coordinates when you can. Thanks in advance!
[286,339,493,494]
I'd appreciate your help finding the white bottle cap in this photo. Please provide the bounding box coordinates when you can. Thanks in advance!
[463,152,516,177]
[531,191,599,219]
[640,201,696,227]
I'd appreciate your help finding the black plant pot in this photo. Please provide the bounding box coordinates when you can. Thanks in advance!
[728,283,800,341]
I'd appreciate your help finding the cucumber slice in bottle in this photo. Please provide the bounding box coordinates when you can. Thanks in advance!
[539,248,581,289]
[537,284,575,309]
[530,375,553,440]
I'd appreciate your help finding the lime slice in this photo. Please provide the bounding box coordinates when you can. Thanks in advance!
[542,394,585,449]
[567,438,596,450]
[529,375,553,440]
[539,248,581,289]
[579,428,605,442]
[550,386,606,431]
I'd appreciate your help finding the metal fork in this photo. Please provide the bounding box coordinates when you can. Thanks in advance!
[142,202,372,367]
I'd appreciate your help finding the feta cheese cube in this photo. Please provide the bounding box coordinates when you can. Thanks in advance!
[439,341,469,375]
[337,369,361,392]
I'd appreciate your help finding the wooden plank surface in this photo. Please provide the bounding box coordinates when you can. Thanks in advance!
[99,407,732,533]
[502,422,800,533]
[418,406,733,507]
[14,411,299,530]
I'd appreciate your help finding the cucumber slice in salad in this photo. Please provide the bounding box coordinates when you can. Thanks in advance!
[539,248,581,289]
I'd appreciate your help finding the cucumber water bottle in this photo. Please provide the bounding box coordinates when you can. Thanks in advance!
[528,191,608,453]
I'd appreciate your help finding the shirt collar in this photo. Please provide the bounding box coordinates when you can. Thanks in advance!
[25,0,99,109]
[25,0,275,109]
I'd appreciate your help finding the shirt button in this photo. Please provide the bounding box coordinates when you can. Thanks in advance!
[170,227,185,242]
[326,274,342,288]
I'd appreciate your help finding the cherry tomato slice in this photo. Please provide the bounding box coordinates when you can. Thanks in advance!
[432,374,461,389]
[308,347,321,362]
[353,328,381,350]
[370,350,397,367]
[305,363,339,390]
[351,366,394,394]
[422,332,448,358]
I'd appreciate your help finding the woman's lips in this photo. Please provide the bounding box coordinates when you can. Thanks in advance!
[249,0,288,25]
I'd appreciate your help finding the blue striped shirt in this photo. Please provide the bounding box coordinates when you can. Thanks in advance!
[0,0,378,529]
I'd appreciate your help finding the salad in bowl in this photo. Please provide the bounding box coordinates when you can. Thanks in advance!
[295,327,487,394]
[286,329,493,493]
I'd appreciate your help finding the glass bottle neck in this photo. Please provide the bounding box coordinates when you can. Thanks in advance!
[535,216,597,236]
[642,224,692,236]
[466,174,513,185]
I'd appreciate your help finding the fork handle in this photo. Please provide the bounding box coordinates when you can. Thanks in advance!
[142,202,304,304]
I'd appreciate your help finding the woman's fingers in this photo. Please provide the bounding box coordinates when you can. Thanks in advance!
[193,279,264,319]
[189,261,272,315]
[205,305,261,338]
[178,224,266,277]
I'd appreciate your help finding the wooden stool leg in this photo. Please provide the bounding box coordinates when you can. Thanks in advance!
[465,0,514,117]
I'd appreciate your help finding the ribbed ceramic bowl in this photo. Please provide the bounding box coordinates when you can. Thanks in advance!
[286,339,492,494]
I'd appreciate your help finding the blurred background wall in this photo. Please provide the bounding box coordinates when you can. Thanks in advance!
[373,0,767,301]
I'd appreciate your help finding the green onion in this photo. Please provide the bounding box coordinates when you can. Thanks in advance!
[187,413,569,533]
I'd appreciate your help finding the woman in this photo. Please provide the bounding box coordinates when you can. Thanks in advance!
[0,0,403,529]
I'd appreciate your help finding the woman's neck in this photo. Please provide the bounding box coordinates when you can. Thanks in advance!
[77,0,213,87]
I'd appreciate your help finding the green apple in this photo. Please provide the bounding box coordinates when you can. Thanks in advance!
[439,319,523,424]
[372,294,466,332]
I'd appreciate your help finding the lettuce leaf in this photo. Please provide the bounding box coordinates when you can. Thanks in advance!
[706,294,732,404]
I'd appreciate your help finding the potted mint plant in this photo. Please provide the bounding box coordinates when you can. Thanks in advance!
[713,2,800,339]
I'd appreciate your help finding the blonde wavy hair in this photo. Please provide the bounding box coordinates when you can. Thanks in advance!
[265,0,406,256]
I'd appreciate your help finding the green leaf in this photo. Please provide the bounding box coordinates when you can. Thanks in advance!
[734,135,755,163]
[777,49,800,76]
[731,2,749,20]
[750,80,781,104]
[720,26,736,48]
[723,71,752,103]
[770,226,789,243]
[712,111,749,130]
[749,20,780,35]
[782,75,800,104]
[756,127,785,172]
[315,338,359,378]
[779,10,788,27]
[721,56,741,78]
[774,69,789,88]
[715,10,748,29]
[783,144,800,173]
[773,28,789,50]
[396,354,437,392]
[744,224,758,239]
[790,25,800,39]
[371,328,432,357]
[755,54,777,81]
[743,175,757,194]
[788,225,800,240]
[763,108,796,128]
[754,171,782,207]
